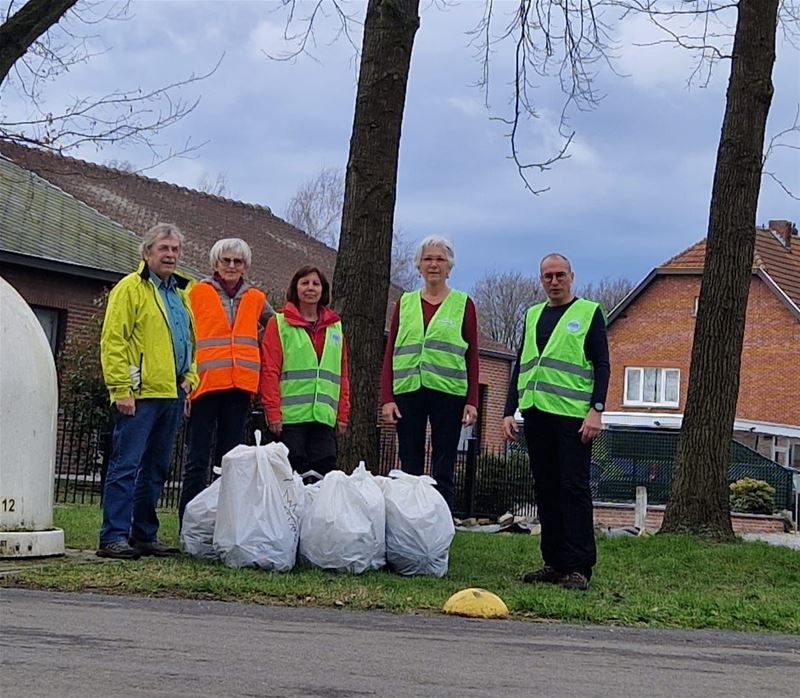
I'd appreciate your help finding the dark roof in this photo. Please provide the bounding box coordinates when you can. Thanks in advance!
[0,154,144,279]
[609,223,800,323]
[0,142,513,357]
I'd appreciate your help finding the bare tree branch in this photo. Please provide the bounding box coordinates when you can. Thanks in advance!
[762,104,800,200]
[285,165,345,246]
[469,1,616,194]
[264,0,362,63]
[0,1,219,161]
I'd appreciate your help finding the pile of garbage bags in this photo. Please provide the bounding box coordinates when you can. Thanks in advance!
[180,435,455,577]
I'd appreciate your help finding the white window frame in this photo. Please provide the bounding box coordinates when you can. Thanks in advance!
[772,437,790,467]
[790,442,800,469]
[692,296,699,317]
[623,367,681,407]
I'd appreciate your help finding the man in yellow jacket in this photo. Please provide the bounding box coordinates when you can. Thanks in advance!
[98,223,197,559]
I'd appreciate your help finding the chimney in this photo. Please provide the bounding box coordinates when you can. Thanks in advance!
[768,220,797,248]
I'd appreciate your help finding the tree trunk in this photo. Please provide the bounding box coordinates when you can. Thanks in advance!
[0,0,79,86]
[661,0,778,539]
[332,0,420,471]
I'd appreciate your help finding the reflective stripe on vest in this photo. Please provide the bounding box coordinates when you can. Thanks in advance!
[190,283,265,400]
[277,314,343,427]
[392,289,469,397]
[517,298,598,418]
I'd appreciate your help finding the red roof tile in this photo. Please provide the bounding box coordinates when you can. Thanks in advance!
[659,225,800,308]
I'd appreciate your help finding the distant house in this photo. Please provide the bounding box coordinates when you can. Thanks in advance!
[605,220,800,469]
[0,143,513,450]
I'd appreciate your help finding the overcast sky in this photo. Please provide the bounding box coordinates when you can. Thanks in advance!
[2,0,798,291]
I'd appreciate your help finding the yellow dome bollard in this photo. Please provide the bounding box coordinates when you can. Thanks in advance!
[442,588,509,619]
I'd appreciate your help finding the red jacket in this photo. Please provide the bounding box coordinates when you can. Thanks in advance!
[260,302,351,425]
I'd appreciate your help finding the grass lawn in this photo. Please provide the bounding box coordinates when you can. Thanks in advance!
[3,504,799,634]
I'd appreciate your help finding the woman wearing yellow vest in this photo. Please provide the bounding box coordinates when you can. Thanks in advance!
[179,238,272,524]
[380,235,479,509]
[260,265,350,477]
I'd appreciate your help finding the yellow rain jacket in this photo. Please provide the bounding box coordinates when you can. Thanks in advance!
[100,262,198,402]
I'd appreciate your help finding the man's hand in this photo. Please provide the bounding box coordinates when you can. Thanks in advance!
[269,419,283,436]
[115,397,136,416]
[462,404,477,427]
[579,408,603,444]
[336,421,347,437]
[180,380,192,418]
[381,402,402,425]
[502,415,519,442]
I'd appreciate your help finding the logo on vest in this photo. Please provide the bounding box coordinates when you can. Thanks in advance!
[567,320,581,333]
[330,332,341,345]
[438,318,455,327]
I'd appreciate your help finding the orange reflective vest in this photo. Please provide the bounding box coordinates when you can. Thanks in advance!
[190,282,265,400]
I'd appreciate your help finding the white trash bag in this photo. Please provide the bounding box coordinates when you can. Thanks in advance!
[180,473,222,560]
[299,462,385,574]
[379,469,455,577]
[213,436,303,571]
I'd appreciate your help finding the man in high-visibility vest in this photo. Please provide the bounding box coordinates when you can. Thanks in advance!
[502,253,609,591]
[98,223,197,560]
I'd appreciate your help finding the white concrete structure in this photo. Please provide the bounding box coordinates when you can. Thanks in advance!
[0,276,64,557]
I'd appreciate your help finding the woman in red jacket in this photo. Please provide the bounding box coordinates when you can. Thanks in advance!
[260,265,350,476]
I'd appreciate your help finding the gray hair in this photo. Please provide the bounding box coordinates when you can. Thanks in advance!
[139,223,184,257]
[539,253,572,273]
[414,235,455,272]
[209,238,252,270]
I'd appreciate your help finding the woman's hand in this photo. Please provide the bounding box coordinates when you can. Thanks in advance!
[268,419,283,436]
[381,402,402,424]
[462,404,477,427]
[337,421,347,437]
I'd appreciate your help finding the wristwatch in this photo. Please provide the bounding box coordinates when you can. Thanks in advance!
[593,402,605,413]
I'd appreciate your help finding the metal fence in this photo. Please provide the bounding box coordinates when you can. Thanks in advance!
[54,400,797,518]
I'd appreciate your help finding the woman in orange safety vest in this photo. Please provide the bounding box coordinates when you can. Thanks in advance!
[179,238,272,524]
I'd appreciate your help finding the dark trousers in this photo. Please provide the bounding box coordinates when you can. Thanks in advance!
[280,421,338,477]
[179,389,251,523]
[394,387,465,510]
[522,406,596,577]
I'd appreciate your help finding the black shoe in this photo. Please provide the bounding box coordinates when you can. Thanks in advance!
[559,571,590,591]
[96,541,141,560]
[521,565,566,584]
[131,539,180,557]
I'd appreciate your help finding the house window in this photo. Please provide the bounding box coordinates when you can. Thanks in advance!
[31,306,61,355]
[791,442,800,469]
[772,437,790,467]
[624,367,680,407]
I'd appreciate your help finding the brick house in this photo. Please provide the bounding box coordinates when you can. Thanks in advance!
[605,220,800,469]
[0,143,513,449]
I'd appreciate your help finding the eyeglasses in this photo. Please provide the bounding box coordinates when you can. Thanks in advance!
[220,257,245,267]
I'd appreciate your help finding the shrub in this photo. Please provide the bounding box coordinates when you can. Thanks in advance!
[729,478,775,515]
[58,290,110,421]
[472,451,535,518]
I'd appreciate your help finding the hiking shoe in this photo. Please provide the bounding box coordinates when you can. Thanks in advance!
[96,541,141,560]
[559,572,590,591]
[131,539,180,557]
[521,565,566,584]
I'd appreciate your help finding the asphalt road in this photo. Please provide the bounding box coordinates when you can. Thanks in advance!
[2,589,799,697]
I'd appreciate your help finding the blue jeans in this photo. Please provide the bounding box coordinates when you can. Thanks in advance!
[100,397,183,546]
